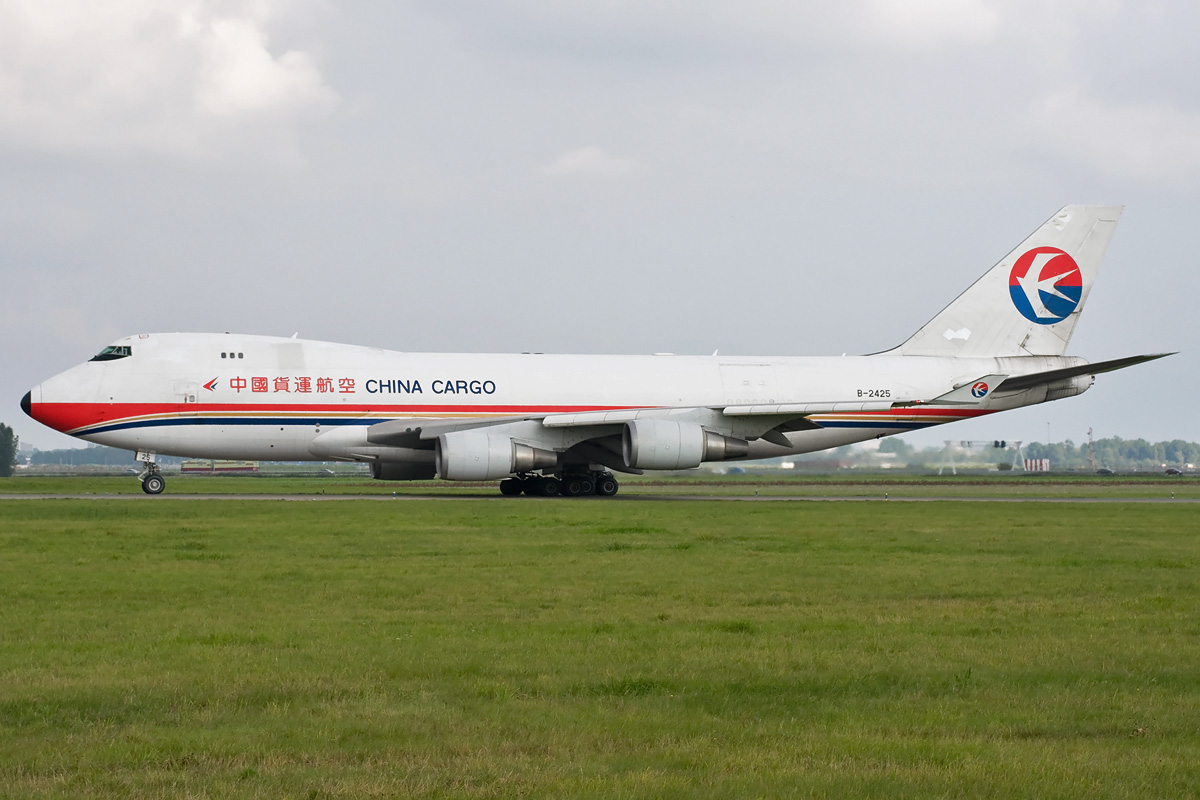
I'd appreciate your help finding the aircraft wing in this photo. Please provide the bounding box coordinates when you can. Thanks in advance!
[365,417,535,447]
[542,409,670,427]
[542,401,899,424]
[720,401,895,416]
[360,353,1173,454]
[544,404,871,447]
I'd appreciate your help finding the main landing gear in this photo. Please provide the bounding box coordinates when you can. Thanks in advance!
[499,471,620,498]
[137,452,166,495]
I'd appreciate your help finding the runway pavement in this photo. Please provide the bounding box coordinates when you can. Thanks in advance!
[3,493,1197,503]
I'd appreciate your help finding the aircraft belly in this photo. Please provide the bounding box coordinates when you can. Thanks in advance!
[743,427,901,459]
[89,423,317,461]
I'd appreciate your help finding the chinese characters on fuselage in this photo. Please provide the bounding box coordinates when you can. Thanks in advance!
[226,377,496,395]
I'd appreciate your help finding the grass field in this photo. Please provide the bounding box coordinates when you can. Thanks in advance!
[2,497,1199,798]
[3,472,1199,499]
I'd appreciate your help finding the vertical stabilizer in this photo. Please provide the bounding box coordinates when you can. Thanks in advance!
[891,205,1121,357]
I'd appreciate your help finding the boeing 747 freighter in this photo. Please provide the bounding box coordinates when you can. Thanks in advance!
[23,206,1170,495]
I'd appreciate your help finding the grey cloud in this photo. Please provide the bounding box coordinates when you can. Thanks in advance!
[0,1,336,159]
[3,1,1197,451]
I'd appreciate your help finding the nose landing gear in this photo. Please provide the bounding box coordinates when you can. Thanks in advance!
[136,452,165,495]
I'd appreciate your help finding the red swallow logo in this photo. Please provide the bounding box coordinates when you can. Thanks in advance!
[203,378,219,391]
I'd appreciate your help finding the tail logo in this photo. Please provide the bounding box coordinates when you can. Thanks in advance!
[1009,247,1082,325]
[971,381,989,398]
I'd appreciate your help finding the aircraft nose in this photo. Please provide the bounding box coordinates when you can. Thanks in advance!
[21,390,32,418]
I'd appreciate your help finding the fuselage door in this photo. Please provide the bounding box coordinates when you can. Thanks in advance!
[719,363,777,405]
[174,380,199,405]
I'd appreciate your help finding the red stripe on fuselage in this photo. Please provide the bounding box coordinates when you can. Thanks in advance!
[824,407,992,418]
[29,401,647,434]
[32,399,997,436]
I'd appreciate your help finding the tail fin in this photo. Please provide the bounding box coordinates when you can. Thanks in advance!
[890,205,1122,357]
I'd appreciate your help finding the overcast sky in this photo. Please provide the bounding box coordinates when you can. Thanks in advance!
[3,0,1196,452]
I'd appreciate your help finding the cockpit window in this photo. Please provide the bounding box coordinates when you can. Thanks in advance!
[90,345,132,362]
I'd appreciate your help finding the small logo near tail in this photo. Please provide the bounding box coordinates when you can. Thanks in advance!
[1009,247,1082,325]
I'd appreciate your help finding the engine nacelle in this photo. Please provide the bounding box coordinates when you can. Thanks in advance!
[622,419,750,470]
[435,431,558,481]
[371,462,437,481]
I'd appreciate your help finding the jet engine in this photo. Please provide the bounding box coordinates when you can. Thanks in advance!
[435,431,558,481]
[622,419,750,470]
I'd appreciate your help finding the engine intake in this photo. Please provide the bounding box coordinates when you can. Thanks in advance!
[622,419,749,470]
[436,431,557,481]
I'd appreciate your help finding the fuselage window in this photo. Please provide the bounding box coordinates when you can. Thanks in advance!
[238,352,244,358]
[90,345,132,362]
[221,352,227,358]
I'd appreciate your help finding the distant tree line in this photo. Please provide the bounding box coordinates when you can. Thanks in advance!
[836,435,1199,471]
[1022,438,1200,471]
[23,445,181,467]
[0,423,16,477]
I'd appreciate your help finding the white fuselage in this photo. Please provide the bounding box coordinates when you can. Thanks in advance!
[27,332,1084,466]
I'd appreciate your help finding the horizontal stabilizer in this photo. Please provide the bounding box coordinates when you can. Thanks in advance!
[996,353,1174,393]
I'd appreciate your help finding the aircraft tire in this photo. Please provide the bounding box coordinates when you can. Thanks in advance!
[499,478,524,496]
[536,476,560,497]
[562,474,597,497]
[595,475,619,496]
[142,474,166,495]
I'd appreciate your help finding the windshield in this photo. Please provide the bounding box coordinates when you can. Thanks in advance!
[90,345,132,362]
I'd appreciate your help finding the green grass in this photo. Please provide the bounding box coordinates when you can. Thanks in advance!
[3,472,1198,499]
[1,499,1199,797]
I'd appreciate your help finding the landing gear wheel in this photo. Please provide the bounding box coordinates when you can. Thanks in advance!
[499,478,524,496]
[142,474,166,495]
[563,477,585,497]
[534,476,560,497]
[595,475,619,497]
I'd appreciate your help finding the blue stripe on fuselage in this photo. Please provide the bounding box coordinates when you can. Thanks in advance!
[74,417,377,436]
